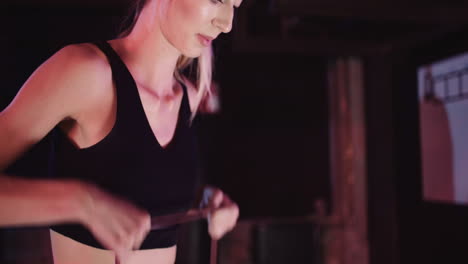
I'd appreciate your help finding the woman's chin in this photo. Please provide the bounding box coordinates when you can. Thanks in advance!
[179,45,205,58]
[182,50,202,59]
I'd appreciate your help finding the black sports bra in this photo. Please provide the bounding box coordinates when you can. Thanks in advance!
[50,41,200,249]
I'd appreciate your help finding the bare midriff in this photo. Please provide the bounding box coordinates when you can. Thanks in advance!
[50,229,177,264]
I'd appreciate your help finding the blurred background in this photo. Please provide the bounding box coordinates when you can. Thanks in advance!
[2,0,468,264]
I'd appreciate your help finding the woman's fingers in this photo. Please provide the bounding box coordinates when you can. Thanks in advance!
[201,186,229,209]
[132,213,151,250]
[110,197,151,250]
[202,187,240,240]
[208,203,239,240]
[212,189,224,208]
[78,183,151,256]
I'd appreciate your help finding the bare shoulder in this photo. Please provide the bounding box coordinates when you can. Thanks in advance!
[47,43,111,92]
[0,42,113,153]
[21,43,113,115]
[56,42,107,66]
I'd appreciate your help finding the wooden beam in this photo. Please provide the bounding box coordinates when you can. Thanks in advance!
[231,37,385,56]
[276,1,468,24]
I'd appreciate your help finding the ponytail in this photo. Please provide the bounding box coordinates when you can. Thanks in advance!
[176,46,214,120]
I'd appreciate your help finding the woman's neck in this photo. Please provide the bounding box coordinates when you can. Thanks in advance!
[111,0,181,97]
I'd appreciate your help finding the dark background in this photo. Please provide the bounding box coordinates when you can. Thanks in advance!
[2,0,468,264]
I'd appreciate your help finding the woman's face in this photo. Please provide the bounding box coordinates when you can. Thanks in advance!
[158,0,242,57]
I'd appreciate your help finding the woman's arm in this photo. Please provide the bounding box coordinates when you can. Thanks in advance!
[0,175,87,227]
[0,43,108,225]
[0,44,150,257]
[0,173,150,259]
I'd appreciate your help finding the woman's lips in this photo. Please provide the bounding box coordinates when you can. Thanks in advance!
[198,34,213,46]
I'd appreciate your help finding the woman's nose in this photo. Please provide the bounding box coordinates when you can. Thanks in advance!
[213,5,234,33]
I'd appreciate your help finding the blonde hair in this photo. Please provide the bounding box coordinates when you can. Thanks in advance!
[120,0,213,119]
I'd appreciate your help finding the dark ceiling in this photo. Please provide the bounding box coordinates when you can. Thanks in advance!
[233,0,468,55]
[3,0,468,55]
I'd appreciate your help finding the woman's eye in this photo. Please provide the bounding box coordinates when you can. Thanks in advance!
[211,0,224,4]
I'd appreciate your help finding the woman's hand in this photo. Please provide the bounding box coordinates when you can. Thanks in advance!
[201,186,239,240]
[75,182,150,262]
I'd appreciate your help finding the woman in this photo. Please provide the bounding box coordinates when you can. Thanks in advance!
[0,0,241,263]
